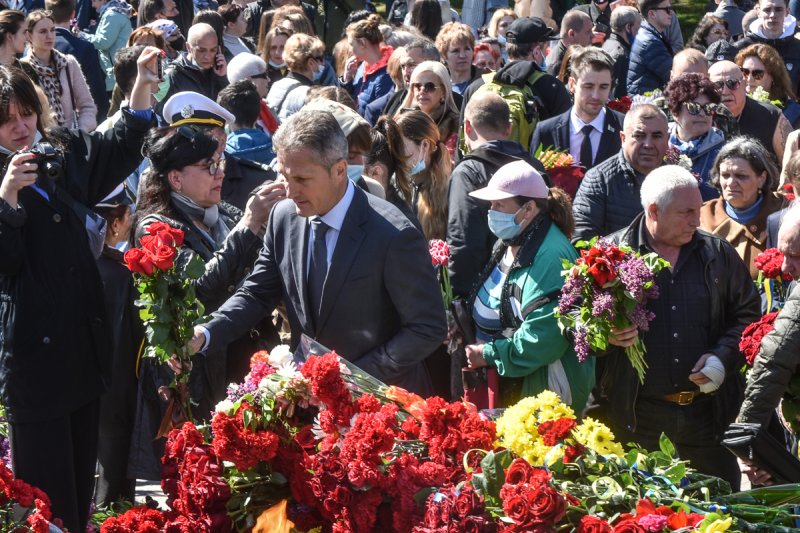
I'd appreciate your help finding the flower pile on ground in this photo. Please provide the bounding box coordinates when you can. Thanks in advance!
[101,351,800,532]
[0,460,56,533]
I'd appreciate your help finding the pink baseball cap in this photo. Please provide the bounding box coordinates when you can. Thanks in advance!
[469,160,549,201]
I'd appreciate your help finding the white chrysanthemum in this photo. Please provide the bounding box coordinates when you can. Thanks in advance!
[276,361,300,378]
[215,399,234,414]
[268,344,293,367]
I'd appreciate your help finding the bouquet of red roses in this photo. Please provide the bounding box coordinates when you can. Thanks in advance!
[754,248,792,312]
[554,238,670,383]
[533,144,584,199]
[124,221,206,433]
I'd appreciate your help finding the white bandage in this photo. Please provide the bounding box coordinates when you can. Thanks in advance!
[698,355,726,394]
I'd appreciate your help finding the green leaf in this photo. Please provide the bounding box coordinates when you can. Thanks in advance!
[146,322,170,345]
[659,433,676,458]
[184,254,206,280]
[479,449,512,499]
[413,487,436,507]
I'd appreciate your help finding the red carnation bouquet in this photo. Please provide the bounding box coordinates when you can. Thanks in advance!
[739,312,778,366]
[0,461,55,533]
[533,144,585,199]
[124,221,207,433]
[607,96,633,114]
[754,248,792,312]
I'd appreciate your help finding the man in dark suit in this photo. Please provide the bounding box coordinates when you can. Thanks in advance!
[188,110,447,395]
[48,0,110,119]
[531,46,623,172]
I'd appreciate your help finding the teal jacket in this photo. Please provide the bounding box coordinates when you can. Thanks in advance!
[85,4,132,92]
[481,222,595,412]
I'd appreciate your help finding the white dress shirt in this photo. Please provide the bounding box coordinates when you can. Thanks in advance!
[569,107,606,166]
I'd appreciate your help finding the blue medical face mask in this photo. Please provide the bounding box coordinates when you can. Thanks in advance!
[488,207,524,240]
[346,164,364,182]
[269,59,286,69]
[408,146,427,176]
[313,62,324,81]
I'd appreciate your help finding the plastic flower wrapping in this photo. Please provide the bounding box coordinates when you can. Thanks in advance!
[554,237,670,383]
[533,144,586,199]
[86,349,800,532]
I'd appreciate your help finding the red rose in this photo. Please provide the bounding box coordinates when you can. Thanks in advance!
[578,515,612,533]
[147,221,185,247]
[528,485,566,525]
[454,489,479,518]
[612,516,646,533]
[505,458,532,485]
[141,240,177,271]
[504,495,531,525]
[123,247,156,275]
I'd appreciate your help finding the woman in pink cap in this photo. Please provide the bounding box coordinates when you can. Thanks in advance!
[462,160,595,410]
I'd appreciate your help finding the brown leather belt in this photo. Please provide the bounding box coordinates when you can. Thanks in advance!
[660,391,702,406]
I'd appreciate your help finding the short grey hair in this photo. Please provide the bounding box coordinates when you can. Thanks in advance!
[640,165,699,214]
[273,110,348,168]
[610,6,641,33]
[405,37,441,61]
[710,136,778,195]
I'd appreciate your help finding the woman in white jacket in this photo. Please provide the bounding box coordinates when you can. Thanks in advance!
[21,10,97,131]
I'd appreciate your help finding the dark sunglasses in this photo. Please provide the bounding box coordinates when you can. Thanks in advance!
[651,5,674,13]
[741,68,765,81]
[250,71,269,79]
[713,78,742,91]
[411,81,441,93]
[684,101,715,116]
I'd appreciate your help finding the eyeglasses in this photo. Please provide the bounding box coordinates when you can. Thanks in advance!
[651,5,674,13]
[191,154,226,175]
[411,81,441,93]
[250,71,268,79]
[741,68,766,81]
[684,101,716,116]
[713,78,742,91]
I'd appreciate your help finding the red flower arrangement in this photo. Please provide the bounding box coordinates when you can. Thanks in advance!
[498,458,566,532]
[413,484,496,532]
[533,145,585,199]
[211,405,280,471]
[755,248,792,282]
[0,461,54,533]
[607,96,633,114]
[537,417,577,446]
[740,312,779,366]
[100,505,167,533]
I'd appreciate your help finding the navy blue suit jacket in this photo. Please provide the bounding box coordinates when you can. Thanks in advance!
[55,27,109,119]
[205,186,447,396]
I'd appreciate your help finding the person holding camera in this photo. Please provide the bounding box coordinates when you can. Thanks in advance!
[0,48,159,533]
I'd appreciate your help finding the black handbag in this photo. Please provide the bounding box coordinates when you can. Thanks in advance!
[722,422,800,484]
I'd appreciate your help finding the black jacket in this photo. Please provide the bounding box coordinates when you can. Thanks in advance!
[0,109,154,423]
[530,107,624,168]
[575,2,612,36]
[155,54,229,118]
[572,150,645,242]
[602,213,761,436]
[446,140,542,297]
[221,154,276,211]
[602,33,632,99]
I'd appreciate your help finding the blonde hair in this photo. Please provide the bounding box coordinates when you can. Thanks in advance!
[346,13,384,44]
[487,9,516,38]
[399,60,459,117]
[435,21,474,58]
[381,110,451,240]
[283,33,324,72]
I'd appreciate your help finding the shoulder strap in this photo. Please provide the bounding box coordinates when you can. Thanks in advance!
[275,79,303,112]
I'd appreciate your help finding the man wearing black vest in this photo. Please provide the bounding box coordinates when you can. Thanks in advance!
[709,60,791,162]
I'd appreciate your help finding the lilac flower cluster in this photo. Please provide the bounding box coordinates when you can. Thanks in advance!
[558,272,586,315]
[574,326,590,363]
[618,256,656,301]
[591,289,616,320]
[629,303,656,332]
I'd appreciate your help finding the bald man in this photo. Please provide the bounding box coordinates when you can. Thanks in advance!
[709,60,790,161]
[156,22,229,116]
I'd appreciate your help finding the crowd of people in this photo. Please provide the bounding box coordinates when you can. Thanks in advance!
[2,0,800,529]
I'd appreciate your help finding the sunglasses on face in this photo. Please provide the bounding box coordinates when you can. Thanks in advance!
[684,101,715,116]
[411,81,441,93]
[741,68,765,81]
[713,78,742,91]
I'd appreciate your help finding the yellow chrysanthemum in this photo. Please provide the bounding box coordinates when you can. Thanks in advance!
[574,417,624,457]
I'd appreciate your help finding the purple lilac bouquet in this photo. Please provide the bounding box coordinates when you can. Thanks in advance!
[554,238,670,383]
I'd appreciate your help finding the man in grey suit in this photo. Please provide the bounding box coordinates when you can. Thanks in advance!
[187,110,447,395]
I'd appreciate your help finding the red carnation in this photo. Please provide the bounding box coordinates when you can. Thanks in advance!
[564,443,586,463]
[754,248,792,281]
[537,418,577,446]
[740,312,779,365]
[211,408,279,470]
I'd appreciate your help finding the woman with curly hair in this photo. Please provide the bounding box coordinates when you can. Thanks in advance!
[735,43,800,128]
[665,73,725,201]
[380,110,451,240]
[687,14,728,52]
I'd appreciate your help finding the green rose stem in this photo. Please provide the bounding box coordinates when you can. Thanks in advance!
[626,337,648,384]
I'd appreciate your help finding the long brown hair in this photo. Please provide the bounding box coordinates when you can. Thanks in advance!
[380,110,451,240]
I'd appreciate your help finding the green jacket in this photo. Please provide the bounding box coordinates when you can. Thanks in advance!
[85,8,132,92]
[481,223,595,412]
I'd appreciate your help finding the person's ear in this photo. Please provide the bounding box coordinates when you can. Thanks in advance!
[167,170,181,192]
[332,159,347,179]
[568,75,576,93]
[647,202,659,221]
